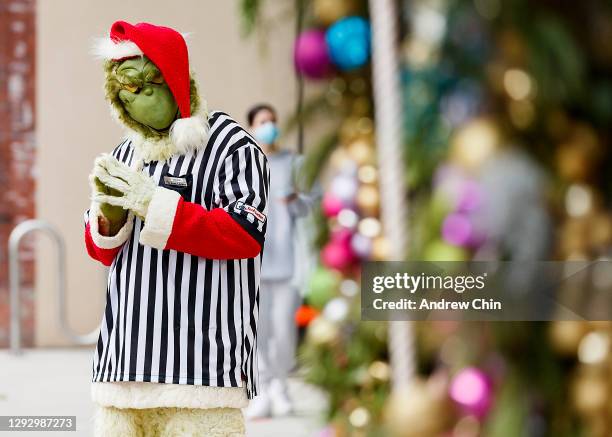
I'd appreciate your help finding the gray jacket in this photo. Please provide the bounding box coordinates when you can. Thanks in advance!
[261,150,319,281]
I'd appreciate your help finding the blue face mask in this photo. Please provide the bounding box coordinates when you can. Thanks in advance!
[253,121,279,145]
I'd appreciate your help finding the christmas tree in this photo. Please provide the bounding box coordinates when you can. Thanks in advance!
[239,0,612,435]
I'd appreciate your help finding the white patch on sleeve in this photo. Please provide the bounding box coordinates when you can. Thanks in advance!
[139,187,181,250]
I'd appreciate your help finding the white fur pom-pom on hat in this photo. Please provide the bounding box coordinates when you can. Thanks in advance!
[170,107,210,154]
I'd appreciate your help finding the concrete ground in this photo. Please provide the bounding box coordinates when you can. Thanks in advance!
[0,348,327,436]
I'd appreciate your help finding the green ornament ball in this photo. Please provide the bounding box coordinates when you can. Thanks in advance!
[308,266,341,309]
[423,240,469,262]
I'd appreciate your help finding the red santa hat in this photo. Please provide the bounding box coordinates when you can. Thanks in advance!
[93,21,208,152]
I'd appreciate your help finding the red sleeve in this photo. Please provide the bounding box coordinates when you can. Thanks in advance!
[166,199,261,259]
[85,221,123,266]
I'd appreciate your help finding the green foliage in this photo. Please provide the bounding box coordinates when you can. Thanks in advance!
[483,372,528,437]
[299,319,390,433]
[524,16,585,107]
[238,0,263,37]
[301,131,339,190]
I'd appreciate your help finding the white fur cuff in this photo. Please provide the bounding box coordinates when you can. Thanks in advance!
[91,382,249,409]
[139,187,181,250]
[89,202,134,249]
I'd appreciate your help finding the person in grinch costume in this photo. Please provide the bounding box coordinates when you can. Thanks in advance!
[84,21,269,436]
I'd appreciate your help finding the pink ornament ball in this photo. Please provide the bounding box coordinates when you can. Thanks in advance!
[330,228,353,244]
[321,239,354,271]
[294,29,333,79]
[450,367,493,418]
[322,193,345,217]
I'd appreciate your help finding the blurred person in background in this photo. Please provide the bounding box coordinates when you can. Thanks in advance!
[244,103,318,419]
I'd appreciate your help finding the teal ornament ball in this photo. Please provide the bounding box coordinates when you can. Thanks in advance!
[326,16,371,71]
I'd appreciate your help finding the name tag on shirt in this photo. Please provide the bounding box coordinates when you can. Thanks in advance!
[161,171,193,202]
[163,176,189,188]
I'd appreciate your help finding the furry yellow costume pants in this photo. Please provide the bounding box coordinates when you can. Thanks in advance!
[93,405,245,437]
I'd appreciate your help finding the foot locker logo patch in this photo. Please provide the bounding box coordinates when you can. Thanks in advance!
[233,201,266,224]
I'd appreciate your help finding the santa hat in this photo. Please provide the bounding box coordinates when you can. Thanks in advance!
[93,21,208,152]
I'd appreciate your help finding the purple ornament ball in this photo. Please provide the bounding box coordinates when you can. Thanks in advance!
[330,174,359,203]
[294,29,333,79]
[441,213,474,247]
[350,233,372,259]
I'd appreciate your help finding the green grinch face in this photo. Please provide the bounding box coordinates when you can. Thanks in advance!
[114,56,178,130]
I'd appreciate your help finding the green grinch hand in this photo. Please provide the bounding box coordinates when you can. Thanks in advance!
[92,153,157,220]
[90,173,128,236]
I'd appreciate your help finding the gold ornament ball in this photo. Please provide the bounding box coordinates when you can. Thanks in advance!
[329,147,351,171]
[549,321,589,356]
[384,379,451,437]
[348,406,371,429]
[351,95,371,114]
[368,360,391,382]
[313,0,358,25]
[556,146,591,182]
[347,139,376,166]
[589,213,612,247]
[565,184,597,218]
[307,316,340,346]
[556,123,603,182]
[559,218,590,257]
[577,331,610,365]
[358,165,378,184]
[356,185,380,216]
[450,118,500,171]
[356,117,374,136]
[371,236,390,260]
[571,366,608,416]
[340,117,374,145]
[340,117,361,143]
[359,218,382,239]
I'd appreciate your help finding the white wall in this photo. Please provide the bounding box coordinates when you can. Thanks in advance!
[35,0,297,345]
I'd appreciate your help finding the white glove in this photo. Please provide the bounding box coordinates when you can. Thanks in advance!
[91,153,157,219]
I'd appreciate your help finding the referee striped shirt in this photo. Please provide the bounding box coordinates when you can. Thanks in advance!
[87,111,269,399]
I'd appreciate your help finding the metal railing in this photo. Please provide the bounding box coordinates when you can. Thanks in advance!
[9,219,99,354]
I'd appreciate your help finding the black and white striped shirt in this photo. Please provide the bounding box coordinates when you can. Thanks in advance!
[88,111,269,399]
